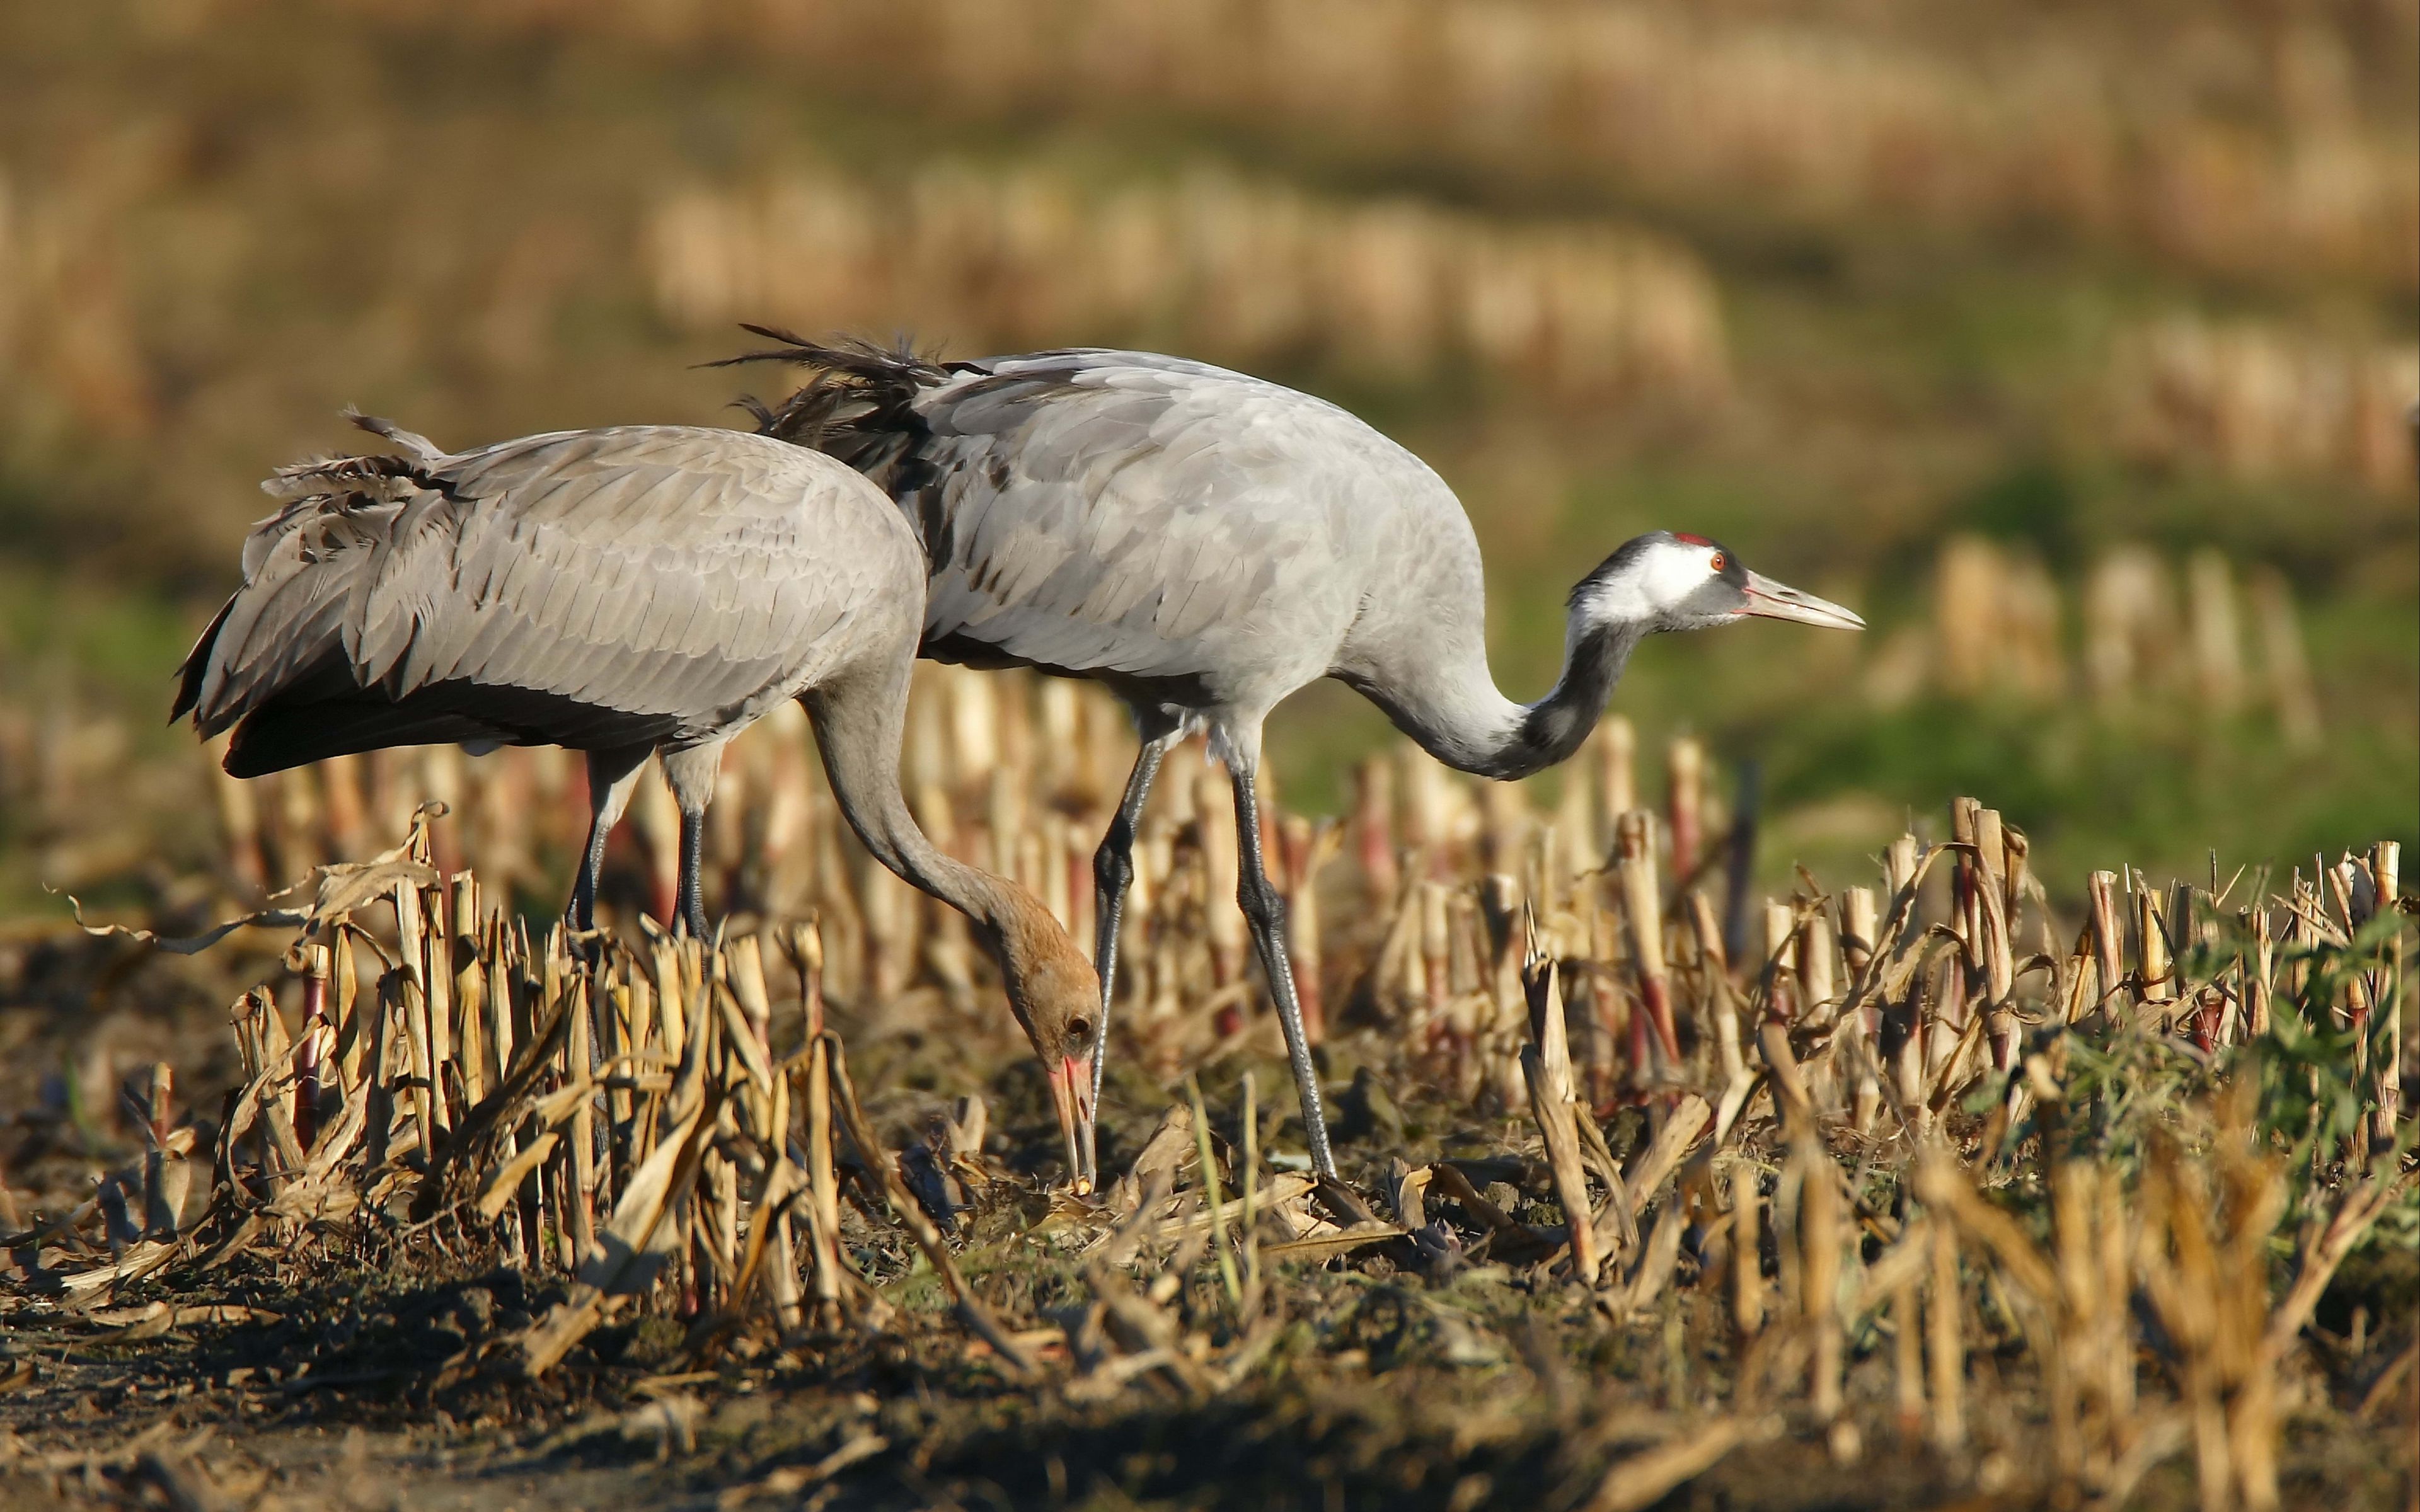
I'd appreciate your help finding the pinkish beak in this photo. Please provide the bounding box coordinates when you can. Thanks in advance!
[1048,1053,1097,1195]
[1741,569,1865,631]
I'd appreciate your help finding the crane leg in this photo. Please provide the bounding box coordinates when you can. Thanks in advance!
[1228,765,1337,1180]
[1089,721,1184,1111]
[568,745,654,934]
[660,741,727,941]
[676,809,710,940]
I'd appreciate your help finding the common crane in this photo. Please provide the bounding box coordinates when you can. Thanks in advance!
[732,337,1867,1181]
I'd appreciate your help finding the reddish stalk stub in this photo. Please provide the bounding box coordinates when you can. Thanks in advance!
[1637,975,1680,1071]
[294,942,330,1153]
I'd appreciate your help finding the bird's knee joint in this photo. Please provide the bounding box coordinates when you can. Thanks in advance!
[1238,879,1287,932]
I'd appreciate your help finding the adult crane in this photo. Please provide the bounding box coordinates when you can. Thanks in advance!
[729,336,1867,1181]
[174,415,1104,1187]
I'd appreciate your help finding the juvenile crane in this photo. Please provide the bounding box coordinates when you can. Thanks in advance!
[174,415,1104,1186]
[729,336,1867,1181]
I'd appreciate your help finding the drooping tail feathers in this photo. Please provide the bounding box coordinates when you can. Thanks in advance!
[256,412,450,503]
[342,408,447,467]
[710,326,965,490]
[173,416,454,763]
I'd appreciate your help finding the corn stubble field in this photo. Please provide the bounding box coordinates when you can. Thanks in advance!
[2,0,2417,1508]
[0,662,2411,1512]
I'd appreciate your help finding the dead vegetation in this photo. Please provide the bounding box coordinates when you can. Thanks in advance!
[3,668,2412,1511]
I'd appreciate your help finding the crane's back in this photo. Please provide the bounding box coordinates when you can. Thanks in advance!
[815,349,1492,716]
[179,424,925,774]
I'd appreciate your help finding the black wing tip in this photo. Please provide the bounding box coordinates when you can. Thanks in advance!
[697,322,858,372]
[220,719,284,779]
[739,320,812,347]
[216,704,389,779]
[170,596,239,729]
[702,325,948,379]
[168,662,197,725]
[708,328,954,447]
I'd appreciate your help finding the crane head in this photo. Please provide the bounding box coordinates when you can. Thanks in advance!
[1571,531,1865,636]
[986,889,1102,1194]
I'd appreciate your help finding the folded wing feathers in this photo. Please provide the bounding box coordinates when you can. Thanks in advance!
[186,494,403,733]
[183,427,899,753]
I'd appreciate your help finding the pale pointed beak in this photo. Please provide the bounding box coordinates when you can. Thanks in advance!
[1048,1053,1097,1196]
[1741,570,1865,631]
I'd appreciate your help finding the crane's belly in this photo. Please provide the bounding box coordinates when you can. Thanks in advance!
[920,563,1356,713]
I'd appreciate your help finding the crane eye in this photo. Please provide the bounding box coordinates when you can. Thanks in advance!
[1708,552,1725,572]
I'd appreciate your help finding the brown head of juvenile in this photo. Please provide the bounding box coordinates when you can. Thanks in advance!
[978,881,1100,1194]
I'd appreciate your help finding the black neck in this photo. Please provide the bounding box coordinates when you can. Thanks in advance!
[1467,620,1643,781]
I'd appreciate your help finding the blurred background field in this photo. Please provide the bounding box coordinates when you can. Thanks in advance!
[1,0,2414,920]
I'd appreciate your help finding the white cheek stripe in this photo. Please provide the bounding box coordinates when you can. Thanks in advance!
[1580,544,1719,623]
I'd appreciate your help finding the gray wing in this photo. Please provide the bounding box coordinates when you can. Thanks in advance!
[180,426,919,772]
[899,352,1449,703]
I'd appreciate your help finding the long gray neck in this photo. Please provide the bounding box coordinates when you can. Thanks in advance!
[1473,619,1643,779]
[1357,616,1644,782]
[801,669,1015,941]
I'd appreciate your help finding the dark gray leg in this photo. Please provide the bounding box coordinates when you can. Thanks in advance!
[568,746,652,933]
[677,807,710,940]
[659,741,729,942]
[1089,720,1182,1109]
[1230,765,1336,1179]
[570,816,611,934]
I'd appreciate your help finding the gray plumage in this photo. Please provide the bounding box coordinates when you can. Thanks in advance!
[751,346,1519,771]
[182,421,904,770]
[176,413,1110,1184]
[732,333,1865,1181]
